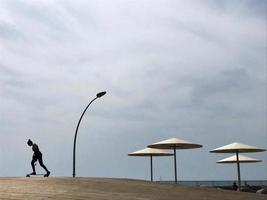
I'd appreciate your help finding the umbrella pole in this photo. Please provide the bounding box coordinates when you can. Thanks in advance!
[174,146,177,184]
[236,151,241,190]
[150,155,153,182]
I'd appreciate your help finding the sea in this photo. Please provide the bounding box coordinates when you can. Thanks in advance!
[158,180,267,187]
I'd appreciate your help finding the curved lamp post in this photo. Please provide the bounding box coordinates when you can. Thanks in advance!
[73,91,106,177]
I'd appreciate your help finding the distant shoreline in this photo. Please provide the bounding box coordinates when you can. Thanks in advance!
[158,180,267,187]
[0,176,266,187]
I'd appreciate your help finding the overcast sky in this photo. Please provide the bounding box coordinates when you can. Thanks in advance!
[0,0,266,181]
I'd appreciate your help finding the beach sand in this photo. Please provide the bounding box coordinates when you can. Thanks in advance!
[0,177,265,200]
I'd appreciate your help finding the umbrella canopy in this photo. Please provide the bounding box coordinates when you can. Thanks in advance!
[148,138,202,149]
[128,148,173,182]
[210,142,265,189]
[210,142,266,153]
[148,138,202,184]
[128,148,173,156]
[217,154,262,163]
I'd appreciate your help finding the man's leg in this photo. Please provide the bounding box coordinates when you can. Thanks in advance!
[31,157,37,174]
[38,156,50,174]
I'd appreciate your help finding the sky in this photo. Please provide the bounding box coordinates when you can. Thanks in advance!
[0,0,266,181]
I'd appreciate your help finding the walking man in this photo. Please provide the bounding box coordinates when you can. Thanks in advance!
[27,139,50,177]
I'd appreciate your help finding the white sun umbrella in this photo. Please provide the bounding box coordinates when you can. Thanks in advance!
[217,154,262,188]
[217,154,262,164]
[210,142,266,189]
[148,138,202,184]
[128,147,173,182]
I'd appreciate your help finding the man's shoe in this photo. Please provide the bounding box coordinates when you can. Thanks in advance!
[44,171,50,177]
[30,172,36,175]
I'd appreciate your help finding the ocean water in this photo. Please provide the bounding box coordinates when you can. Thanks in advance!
[159,180,267,187]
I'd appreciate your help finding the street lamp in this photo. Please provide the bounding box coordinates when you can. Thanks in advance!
[72,91,106,177]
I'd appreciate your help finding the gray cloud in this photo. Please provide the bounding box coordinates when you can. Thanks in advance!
[191,68,252,106]
[0,22,21,40]
[208,0,267,18]
[0,0,266,180]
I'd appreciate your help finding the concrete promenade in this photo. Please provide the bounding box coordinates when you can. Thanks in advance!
[0,177,265,200]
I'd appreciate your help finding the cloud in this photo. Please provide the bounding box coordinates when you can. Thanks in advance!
[0,0,266,180]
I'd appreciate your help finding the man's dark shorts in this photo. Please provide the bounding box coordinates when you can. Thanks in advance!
[32,152,42,162]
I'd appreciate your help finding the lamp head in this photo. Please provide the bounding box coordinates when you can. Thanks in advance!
[96,91,106,98]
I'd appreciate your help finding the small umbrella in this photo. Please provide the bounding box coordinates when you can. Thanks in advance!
[148,138,202,184]
[210,142,265,189]
[128,147,173,182]
[217,154,262,164]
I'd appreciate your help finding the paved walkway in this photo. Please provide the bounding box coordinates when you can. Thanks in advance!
[0,177,265,200]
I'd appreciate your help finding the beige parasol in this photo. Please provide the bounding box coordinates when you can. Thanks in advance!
[210,142,265,189]
[210,143,265,153]
[217,154,262,163]
[148,138,202,184]
[128,147,173,182]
